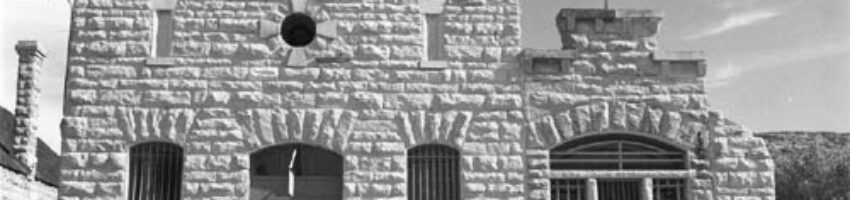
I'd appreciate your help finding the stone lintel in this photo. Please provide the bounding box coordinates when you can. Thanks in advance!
[653,51,707,77]
[549,170,696,179]
[519,49,577,60]
[419,0,445,14]
[558,8,663,20]
[151,0,178,10]
[652,50,706,61]
[146,57,176,66]
[419,60,448,69]
[452,0,485,6]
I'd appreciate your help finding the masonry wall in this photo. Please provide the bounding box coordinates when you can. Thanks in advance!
[520,9,775,200]
[61,0,775,200]
[0,167,58,200]
[62,0,522,199]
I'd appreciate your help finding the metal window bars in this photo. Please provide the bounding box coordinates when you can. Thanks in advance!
[551,179,587,200]
[652,179,687,200]
[598,179,641,200]
[550,134,688,170]
[249,144,344,200]
[407,144,460,200]
[128,142,183,200]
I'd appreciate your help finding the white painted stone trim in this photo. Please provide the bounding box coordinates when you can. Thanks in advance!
[419,60,448,69]
[419,0,446,14]
[145,57,175,66]
[151,0,177,11]
[549,170,696,179]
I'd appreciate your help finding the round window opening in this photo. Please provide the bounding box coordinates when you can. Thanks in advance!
[280,13,317,47]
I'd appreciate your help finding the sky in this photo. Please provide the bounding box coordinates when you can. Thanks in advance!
[1,0,849,152]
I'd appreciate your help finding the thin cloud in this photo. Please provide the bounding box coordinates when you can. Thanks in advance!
[717,0,762,10]
[705,42,850,88]
[686,9,781,40]
[706,64,743,88]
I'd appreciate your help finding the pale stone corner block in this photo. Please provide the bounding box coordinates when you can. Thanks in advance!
[151,0,177,10]
[419,60,448,69]
[259,18,281,39]
[316,20,338,39]
[419,0,446,14]
[287,48,309,67]
[145,57,175,66]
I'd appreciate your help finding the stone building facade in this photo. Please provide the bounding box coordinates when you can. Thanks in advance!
[60,0,775,199]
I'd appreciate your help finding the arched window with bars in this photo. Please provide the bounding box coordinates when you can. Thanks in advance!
[407,144,460,200]
[128,142,184,200]
[548,133,691,200]
[249,144,343,200]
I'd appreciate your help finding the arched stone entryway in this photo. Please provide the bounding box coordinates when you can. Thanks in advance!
[249,143,344,200]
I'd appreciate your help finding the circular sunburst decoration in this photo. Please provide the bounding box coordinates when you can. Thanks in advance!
[259,0,340,67]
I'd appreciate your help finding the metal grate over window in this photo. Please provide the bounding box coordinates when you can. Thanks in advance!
[598,179,641,200]
[550,133,688,170]
[128,142,183,200]
[551,179,586,200]
[408,144,459,200]
[250,144,343,200]
[653,179,687,200]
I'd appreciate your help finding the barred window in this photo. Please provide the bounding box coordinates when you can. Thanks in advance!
[598,179,641,200]
[549,133,692,200]
[408,144,459,200]
[128,142,183,200]
[250,144,343,200]
[653,179,687,200]
[549,133,688,170]
[551,179,586,200]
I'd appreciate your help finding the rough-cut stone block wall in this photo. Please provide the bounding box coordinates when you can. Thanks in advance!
[520,8,775,200]
[0,167,58,200]
[62,0,522,199]
[61,1,774,200]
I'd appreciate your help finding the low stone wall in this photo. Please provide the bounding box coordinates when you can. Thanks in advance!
[0,167,58,200]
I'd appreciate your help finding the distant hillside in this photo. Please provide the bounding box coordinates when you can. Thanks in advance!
[756,131,850,152]
[755,131,850,200]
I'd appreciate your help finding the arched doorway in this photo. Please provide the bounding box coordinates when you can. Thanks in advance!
[250,144,343,200]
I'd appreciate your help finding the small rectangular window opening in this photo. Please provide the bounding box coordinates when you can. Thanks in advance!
[154,10,174,57]
[425,14,444,61]
[532,58,563,73]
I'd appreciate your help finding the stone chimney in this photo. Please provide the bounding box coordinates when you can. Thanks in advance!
[13,40,44,178]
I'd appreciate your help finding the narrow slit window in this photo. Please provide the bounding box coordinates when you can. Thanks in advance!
[425,14,444,61]
[128,142,183,200]
[154,10,174,57]
[408,144,459,200]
